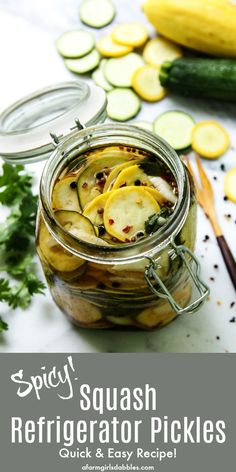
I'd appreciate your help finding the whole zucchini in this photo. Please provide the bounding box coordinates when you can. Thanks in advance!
[159,58,236,102]
[143,0,236,58]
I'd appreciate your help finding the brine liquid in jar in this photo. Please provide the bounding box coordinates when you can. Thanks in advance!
[37,145,195,330]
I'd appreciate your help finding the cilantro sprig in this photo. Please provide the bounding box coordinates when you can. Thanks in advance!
[0,163,45,332]
[145,207,174,235]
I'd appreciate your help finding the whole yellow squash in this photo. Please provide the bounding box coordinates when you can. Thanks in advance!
[143,0,236,57]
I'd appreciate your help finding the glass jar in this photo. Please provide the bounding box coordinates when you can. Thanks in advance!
[37,124,209,330]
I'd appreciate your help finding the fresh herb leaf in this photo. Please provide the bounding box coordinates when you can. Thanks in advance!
[0,163,32,206]
[145,207,174,235]
[0,164,45,330]
[139,156,167,177]
[0,316,8,333]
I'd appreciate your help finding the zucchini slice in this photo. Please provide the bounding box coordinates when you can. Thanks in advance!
[107,88,141,121]
[55,211,109,246]
[55,209,96,240]
[105,52,144,87]
[132,65,167,102]
[65,49,100,74]
[92,59,113,91]
[39,221,84,272]
[77,154,130,209]
[79,0,116,28]
[52,176,81,212]
[112,23,148,48]
[103,186,160,242]
[56,30,94,58]
[103,160,139,192]
[143,37,182,67]
[224,167,236,203]
[153,110,195,151]
[192,121,230,159]
[96,35,132,57]
[112,164,151,189]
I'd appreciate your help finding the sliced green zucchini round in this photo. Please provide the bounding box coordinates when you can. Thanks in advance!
[153,110,195,151]
[105,52,144,87]
[79,0,116,28]
[56,29,94,58]
[107,88,141,121]
[52,176,81,212]
[92,60,113,91]
[55,210,96,241]
[65,49,100,74]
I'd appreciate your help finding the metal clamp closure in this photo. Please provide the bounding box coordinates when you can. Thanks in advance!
[50,119,85,146]
[144,241,210,315]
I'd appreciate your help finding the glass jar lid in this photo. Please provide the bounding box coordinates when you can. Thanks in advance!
[0,80,107,164]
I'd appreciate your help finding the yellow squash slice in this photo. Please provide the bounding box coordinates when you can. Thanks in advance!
[132,65,167,101]
[77,154,130,209]
[143,37,182,67]
[192,121,230,159]
[103,186,160,242]
[112,164,151,189]
[224,167,236,203]
[103,160,139,192]
[112,23,148,47]
[83,191,113,226]
[39,221,84,272]
[96,35,132,57]
[144,186,168,204]
[52,176,81,212]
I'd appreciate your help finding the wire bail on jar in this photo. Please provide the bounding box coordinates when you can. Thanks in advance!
[145,240,210,315]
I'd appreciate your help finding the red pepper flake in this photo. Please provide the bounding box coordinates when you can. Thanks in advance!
[119,182,127,188]
[82,182,88,189]
[122,225,133,233]
[97,180,105,188]
[131,236,137,242]
[109,219,114,225]
[125,238,131,243]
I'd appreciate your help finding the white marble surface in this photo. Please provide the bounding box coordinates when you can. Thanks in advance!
[0,0,235,353]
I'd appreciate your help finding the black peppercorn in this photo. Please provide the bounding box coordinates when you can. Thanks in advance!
[98,225,106,236]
